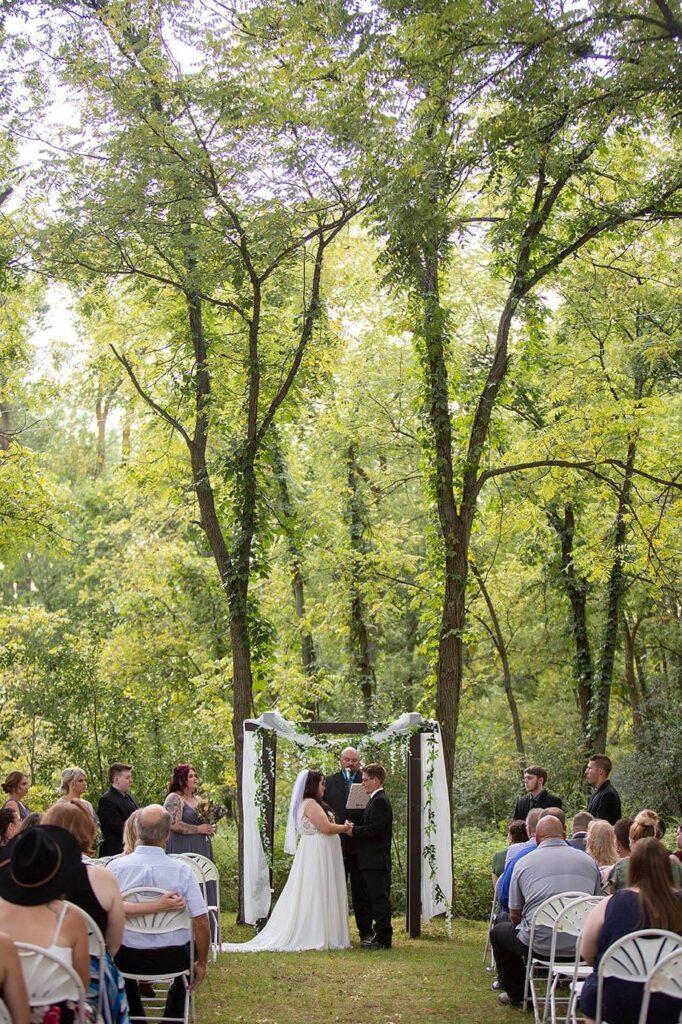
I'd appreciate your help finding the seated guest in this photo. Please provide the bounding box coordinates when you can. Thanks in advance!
[610,809,682,891]
[59,769,99,825]
[568,811,594,851]
[539,806,566,827]
[579,837,682,1024]
[1,772,30,820]
[513,766,563,820]
[0,827,90,1023]
[498,808,544,912]
[491,814,601,1008]
[0,808,20,847]
[122,809,140,856]
[0,931,30,1024]
[614,816,633,859]
[17,812,43,833]
[42,801,129,1024]
[492,821,528,885]
[585,819,618,888]
[108,805,209,1021]
[98,764,138,857]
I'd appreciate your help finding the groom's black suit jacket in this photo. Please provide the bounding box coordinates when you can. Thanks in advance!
[98,786,139,856]
[353,789,393,872]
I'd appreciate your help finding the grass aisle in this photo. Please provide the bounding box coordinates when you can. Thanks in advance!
[198,918,519,1024]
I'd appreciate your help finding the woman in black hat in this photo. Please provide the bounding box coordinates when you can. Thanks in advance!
[0,826,89,1023]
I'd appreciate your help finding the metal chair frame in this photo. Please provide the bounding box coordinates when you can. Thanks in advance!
[170,852,222,959]
[483,878,500,971]
[638,946,682,1024]
[16,941,89,1024]
[120,886,196,1024]
[65,901,107,1022]
[594,928,682,1024]
[541,895,605,1024]
[522,892,593,1021]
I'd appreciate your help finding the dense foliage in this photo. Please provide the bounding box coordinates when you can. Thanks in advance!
[1,2,681,907]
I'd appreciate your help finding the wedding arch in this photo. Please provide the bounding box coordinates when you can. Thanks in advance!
[241,710,452,938]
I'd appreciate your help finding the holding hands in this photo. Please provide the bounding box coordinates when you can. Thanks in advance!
[343,820,354,835]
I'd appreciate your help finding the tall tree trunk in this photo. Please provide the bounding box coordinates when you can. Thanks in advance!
[590,437,637,752]
[347,443,377,715]
[95,389,107,474]
[622,612,644,748]
[272,436,318,714]
[0,403,11,451]
[121,406,132,463]
[185,292,255,922]
[416,248,465,799]
[547,504,594,737]
[470,562,525,759]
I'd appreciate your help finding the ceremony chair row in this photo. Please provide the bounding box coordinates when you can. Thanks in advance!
[484,887,682,1024]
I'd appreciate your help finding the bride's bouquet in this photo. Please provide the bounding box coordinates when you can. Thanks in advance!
[196,796,228,826]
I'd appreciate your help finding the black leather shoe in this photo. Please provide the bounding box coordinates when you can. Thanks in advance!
[360,936,375,948]
[365,939,392,949]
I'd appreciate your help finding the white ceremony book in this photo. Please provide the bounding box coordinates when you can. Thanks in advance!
[345,783,370,810]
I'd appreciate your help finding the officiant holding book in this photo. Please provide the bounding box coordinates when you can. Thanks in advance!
[325,747,373,944]
[347,762,393,950]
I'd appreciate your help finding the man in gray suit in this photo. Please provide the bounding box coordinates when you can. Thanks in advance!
[568,811,594,851]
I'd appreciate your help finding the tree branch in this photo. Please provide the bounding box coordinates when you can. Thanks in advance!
[110,345,192,448]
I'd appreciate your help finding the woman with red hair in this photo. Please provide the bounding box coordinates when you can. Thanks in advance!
[163,764,216,856]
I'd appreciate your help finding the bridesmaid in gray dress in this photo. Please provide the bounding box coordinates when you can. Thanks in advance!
[163,764,218,937]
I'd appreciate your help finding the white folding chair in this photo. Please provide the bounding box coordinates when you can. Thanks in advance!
[168,855,207,898]
[638,946,682,1024]
[542,895,605,1024]
[523,892,591,1021]
[172,852,222,959]
[595,929,682,1024]
[0,999,11,1024]
[483,878,500,971]
[16,941,88,1023]
[121,886,195,1024]
[66,902,107,1022]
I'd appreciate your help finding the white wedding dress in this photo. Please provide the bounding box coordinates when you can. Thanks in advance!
[223,803,351,952]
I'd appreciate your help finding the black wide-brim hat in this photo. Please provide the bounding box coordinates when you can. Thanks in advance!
[0,825,81,906]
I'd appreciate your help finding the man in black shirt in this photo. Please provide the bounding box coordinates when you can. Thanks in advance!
[512,765,563,821]
[585,754,622,825]
[98,762,139,856]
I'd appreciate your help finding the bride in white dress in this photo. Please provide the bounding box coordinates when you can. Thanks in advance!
[223,769,351,952]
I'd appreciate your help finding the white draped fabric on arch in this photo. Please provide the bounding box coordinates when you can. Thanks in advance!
[241,710,452,926]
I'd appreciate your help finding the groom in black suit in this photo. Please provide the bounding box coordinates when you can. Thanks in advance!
[97,762,139,856]
[348,762,393,949]
[325,748,373,943]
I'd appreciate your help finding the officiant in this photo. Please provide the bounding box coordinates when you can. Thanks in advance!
[325,747,373,944]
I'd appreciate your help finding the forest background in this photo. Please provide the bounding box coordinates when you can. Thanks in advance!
[1,0,681,919]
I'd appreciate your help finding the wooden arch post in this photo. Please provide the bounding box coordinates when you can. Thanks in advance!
[244,719,426,938]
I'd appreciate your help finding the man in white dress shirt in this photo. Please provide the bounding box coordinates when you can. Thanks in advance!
[109,804,209,1020]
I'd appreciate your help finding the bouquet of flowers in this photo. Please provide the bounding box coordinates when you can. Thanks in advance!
[196,797,228,826]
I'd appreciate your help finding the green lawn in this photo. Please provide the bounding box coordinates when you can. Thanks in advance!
[197,917,524,1024]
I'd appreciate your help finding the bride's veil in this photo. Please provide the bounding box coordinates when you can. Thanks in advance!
[284,768,309,854]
